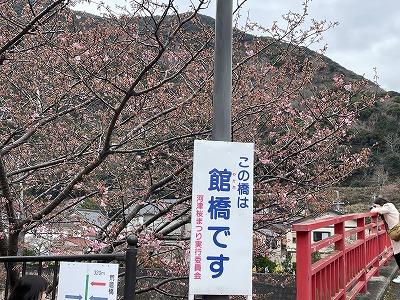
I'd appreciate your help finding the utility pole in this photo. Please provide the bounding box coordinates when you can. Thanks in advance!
[211,0,232,143]
[205,0,232,299]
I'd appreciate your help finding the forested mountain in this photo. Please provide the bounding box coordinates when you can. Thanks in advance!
[346,91,400,183]
[75,10,399,190]
[193,13,399,188]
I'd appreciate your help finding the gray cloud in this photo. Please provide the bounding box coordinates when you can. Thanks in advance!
[243,0,400,91]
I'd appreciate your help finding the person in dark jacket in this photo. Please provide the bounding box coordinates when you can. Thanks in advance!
[8,275,48,300]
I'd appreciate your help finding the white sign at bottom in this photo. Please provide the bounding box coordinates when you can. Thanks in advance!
[57,262,119,300]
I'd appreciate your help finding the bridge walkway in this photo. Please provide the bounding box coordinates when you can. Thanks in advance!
[355,257,397,300]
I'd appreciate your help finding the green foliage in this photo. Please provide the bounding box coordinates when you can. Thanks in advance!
[79,198,100,210]
[21,248,37,256]
[253,255,296,274]
[346,95,400,185]
[387,91,400,98]
[358,106,378,121]
[282,253,296,273]
[350,128,381,148]
[253,255,277,273]
[384,154,400,177]
[392,96,400,104]
[312,251,322,263]
[386,102,400,118]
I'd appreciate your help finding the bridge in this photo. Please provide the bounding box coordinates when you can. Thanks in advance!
[293,212,396,300]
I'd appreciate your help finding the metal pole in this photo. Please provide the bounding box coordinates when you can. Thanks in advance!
[124,236,138,300]
[205,0,232,299]
[211,0,233,143]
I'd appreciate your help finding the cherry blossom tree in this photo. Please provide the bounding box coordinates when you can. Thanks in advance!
[0,0,375,293]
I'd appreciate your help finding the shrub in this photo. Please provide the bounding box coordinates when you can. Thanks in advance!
[253,255,277,273]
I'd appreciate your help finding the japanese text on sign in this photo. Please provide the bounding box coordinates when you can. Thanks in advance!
[189,140,254,297]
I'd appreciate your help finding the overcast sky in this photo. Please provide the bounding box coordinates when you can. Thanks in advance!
[73,0,400,92]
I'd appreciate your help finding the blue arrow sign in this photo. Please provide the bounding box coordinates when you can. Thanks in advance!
[89,297,107,300]
[65,295,82,300]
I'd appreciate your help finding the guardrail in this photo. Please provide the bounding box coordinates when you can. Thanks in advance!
[293,212,393,300]
[0,236,138,300]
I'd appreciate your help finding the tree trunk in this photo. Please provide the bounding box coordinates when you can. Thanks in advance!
[7,230,21,288]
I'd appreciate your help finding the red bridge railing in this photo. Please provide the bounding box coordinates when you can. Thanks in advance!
[293,212,393,300]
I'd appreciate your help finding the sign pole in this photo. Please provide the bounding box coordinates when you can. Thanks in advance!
[205,0,232,299]
[211,0,232,143]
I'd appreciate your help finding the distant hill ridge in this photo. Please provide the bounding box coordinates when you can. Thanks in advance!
[68,8,378,90]
[68,7,400,185]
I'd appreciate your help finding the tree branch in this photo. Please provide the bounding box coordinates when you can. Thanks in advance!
[0,0,66,56]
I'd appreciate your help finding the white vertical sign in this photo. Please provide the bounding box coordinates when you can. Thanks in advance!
[189,140,254,297]
[57,262,119,300]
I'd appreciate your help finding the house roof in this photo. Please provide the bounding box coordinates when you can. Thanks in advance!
[75,208,108,227]
[136,198,181,215]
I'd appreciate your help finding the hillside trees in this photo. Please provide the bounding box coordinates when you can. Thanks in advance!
[348,92,400,185]
[0,0,375,292]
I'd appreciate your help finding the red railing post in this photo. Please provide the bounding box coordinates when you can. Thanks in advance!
[334,221,346,300]
[296,230,312,300]
[293,212,393,300]
[357,217,367,293]
[372,215,380,275]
